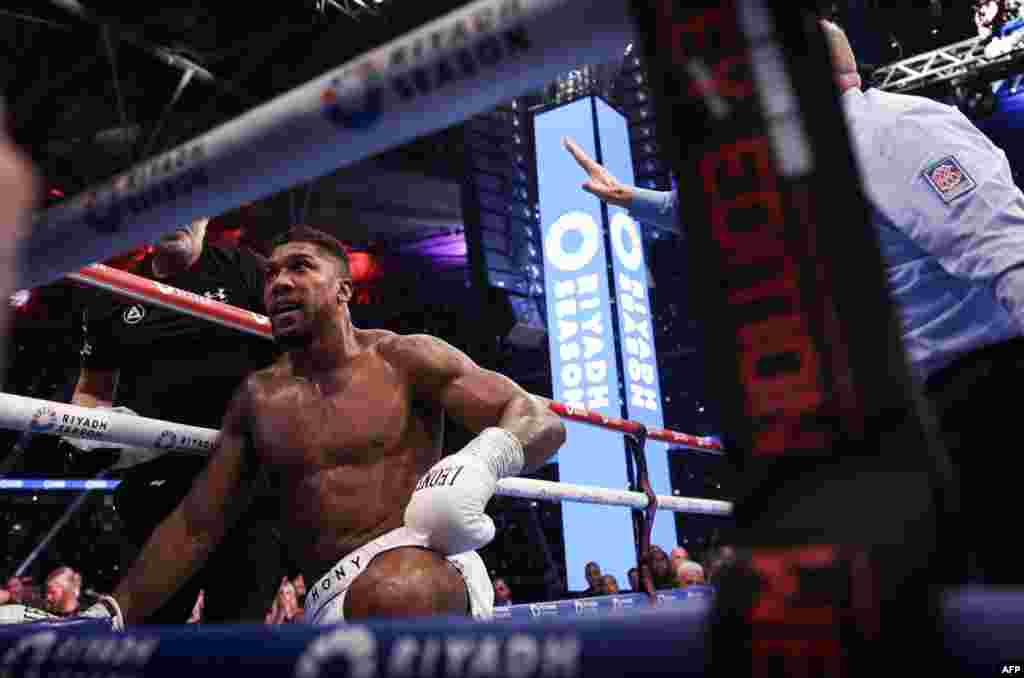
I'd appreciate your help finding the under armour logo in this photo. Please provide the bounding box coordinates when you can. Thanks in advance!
[123,305,146,325]
[203,288,228,303]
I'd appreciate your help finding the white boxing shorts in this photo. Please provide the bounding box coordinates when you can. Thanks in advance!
[303,526,494,624]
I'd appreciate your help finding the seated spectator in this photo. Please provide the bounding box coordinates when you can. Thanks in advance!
[677,560,706,587]
[2,577,43,610]
[626,567,640,593]
[574,561,603,598]
[670,546,690,571]
[493,577,513,607]
[706,545,737,584]
[187,590,204,624]
[43,566,82,617]
[265,577,300,625]
[648,546,678,590]
[292,575,307,610]
[600,575,620,595]
[1,577,28,606]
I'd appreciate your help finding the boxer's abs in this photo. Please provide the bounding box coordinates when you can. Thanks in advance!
[248,362,443,584]
[279,459,420,582]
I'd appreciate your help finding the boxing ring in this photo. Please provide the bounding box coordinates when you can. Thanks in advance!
[3,0,1024,674]
[0,260,728,600]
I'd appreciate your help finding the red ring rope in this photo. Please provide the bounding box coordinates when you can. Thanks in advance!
[68,263,725,454]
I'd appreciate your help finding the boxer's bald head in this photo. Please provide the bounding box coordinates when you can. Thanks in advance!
[819,19,862,92]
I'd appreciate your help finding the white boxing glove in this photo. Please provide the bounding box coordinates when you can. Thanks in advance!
[404,427,525,555]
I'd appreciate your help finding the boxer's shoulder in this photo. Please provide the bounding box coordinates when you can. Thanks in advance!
[237,363,297,409]
[245,363,285,390]
[358,327,400,353]
[374,332,423,368]
[377,332,466,371]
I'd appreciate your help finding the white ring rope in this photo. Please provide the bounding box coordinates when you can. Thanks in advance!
[496,477,732,516]
[19,0,635,290]
[66,266,271,340]
[0,391,733,516]
[0,392,216,456]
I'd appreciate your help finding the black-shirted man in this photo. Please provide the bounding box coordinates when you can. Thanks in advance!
[69,218,284,623]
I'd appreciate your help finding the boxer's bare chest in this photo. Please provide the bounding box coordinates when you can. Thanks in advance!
[244,341,444,574]
[250,353,413,470]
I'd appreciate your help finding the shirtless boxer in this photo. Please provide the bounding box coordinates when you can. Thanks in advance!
[86,226,567,626]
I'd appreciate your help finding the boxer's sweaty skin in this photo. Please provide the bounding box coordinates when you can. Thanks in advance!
[248,330,444,586]
[110,238,565,623]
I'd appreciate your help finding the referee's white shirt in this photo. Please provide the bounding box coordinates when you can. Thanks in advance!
[629,87,1024,382]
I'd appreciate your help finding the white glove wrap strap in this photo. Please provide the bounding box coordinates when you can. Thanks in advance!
[462,427,525,479]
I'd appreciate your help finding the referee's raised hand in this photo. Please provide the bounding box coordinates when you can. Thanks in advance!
[562,136,635,208]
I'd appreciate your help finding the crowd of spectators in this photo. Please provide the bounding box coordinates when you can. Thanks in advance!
[263,575,304,625]
[489,541,735,607]
[4,538,733,623]
[1,566,312,626]
[1,566,86,617]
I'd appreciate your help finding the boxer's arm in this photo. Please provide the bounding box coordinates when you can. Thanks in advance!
[73,306,120,408]
[110,381,259,623]
[71,367,119,408]
[391,334,566,472]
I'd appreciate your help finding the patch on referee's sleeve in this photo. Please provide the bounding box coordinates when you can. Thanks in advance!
[922,155,977,204]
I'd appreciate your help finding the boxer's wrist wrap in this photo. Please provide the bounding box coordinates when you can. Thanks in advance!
[462,427,524,479]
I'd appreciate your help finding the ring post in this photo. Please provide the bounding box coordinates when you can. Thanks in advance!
[624,425,659,603]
